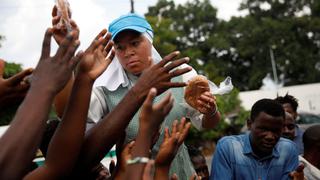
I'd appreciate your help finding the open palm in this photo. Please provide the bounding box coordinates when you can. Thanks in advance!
[77,29,115,81]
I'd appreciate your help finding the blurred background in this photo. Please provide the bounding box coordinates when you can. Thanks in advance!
[1,0,320,169]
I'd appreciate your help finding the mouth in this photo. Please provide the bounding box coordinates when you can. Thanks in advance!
[126,60,140,67]
[262,142,275,149]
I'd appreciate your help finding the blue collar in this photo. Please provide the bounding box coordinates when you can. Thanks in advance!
[243,133,280,160]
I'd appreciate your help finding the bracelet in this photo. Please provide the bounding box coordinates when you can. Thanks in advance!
[127,157,149,165]
[210,105,218,117]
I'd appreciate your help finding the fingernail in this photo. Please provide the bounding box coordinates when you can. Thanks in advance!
[185,57,190,62]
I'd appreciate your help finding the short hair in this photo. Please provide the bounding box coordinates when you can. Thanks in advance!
[187,145,202,158]
[250,99,285,121]
[274,93,299,112]
[303,125,320,151]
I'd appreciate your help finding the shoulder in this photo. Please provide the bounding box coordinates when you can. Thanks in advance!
[217,134,245,150]
[276,137,299,155]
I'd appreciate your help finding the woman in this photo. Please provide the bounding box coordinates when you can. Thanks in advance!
[88,13,221,178]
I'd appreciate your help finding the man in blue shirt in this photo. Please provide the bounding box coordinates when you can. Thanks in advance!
[275,94,304,154]
[210,99,299,180]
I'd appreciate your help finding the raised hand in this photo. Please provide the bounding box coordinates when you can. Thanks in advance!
[0,59,33,107]
[155,118,191,167]
[51,5,75,45]
[139,88,174,136]
[76,29,115,81]
[31,27,81,94]
[289,163,305,180]
[132,51,192,99]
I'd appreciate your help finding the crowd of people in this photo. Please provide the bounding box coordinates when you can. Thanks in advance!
[0,6,319,180]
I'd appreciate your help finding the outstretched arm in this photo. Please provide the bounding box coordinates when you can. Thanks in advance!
[74,51,192,174]
[25,29,114,179]
[0,27,80,179]
[125,88,174,179]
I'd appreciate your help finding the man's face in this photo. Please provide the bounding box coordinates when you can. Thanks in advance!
[283,103,298,120]
[248,112,283,158]
[191,155,209,180]
[282,112,295,140]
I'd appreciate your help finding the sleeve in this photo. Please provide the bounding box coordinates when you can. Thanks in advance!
[180,64,204,130]
[86,87,109,131]
[281,142,299,180]
[209,138,233,180]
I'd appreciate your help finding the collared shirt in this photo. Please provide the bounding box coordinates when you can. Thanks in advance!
[210,133,299,180]
[299,155,320,180]
[294,125,304,154]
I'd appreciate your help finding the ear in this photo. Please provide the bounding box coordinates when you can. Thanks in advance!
[247,118,253,130]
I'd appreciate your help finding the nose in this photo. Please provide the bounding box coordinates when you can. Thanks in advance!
[283,126,290,133]
[264,131,276,142]
[124,46,134,57]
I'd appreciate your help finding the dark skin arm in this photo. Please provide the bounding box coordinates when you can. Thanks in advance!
[74,51,192,175]
[125,88,174,179]
[154,118,191,180]
[24,29,114,179]
[0,27,80,179]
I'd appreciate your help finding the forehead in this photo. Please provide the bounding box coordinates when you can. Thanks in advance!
[114,30,142,44]
[284,112,294,123]
[283,103,294,112]
[253,112,284,127]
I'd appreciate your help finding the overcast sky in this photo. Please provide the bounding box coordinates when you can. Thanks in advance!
[0,0,245,68]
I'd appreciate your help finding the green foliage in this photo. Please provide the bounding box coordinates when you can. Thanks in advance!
[3,62,23,78]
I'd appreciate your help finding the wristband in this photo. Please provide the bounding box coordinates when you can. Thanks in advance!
[127,157,149,165]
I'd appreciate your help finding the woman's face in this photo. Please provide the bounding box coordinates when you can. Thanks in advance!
[114,30,152,75]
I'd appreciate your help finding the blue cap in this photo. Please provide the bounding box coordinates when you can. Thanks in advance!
[108,13,153,40]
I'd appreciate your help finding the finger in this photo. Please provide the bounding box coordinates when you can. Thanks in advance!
[8,68,33,85]
[143,87,157,109]
[69,50,84,69]
[102,38,114,56]
[154,92,172,112]
[171,120,178,135]
[54,31,75,60]
[87,37,104,53]
[179,122,191,144]
[162,95,174,115]
[106,49,115,62]
[40,28,54,60]
[296,163,304,172]
[157,51,180,67]
[142,160,155,180]
[70,20,80,39]
[178,117,186,133]
[52,5,57,17]
[0,59,5,77]
[52,15,60,26]
[62,39,80,64]
[164,127,170,141]
[170,173,178,180]
[100,33,112,51]
[169,67,192,78]
[164,57,189,71]
[160,82,187,88]
[94,29,108,41]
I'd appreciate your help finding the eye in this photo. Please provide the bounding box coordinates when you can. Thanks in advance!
[131,40,140,47]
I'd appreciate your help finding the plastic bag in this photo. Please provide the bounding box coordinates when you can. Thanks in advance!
[208,76,233,95]
[55,0,72,32]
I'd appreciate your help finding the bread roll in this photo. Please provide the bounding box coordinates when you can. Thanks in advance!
[184,75,209,109]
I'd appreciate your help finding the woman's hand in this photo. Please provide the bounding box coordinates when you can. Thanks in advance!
[196,91,217,115]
